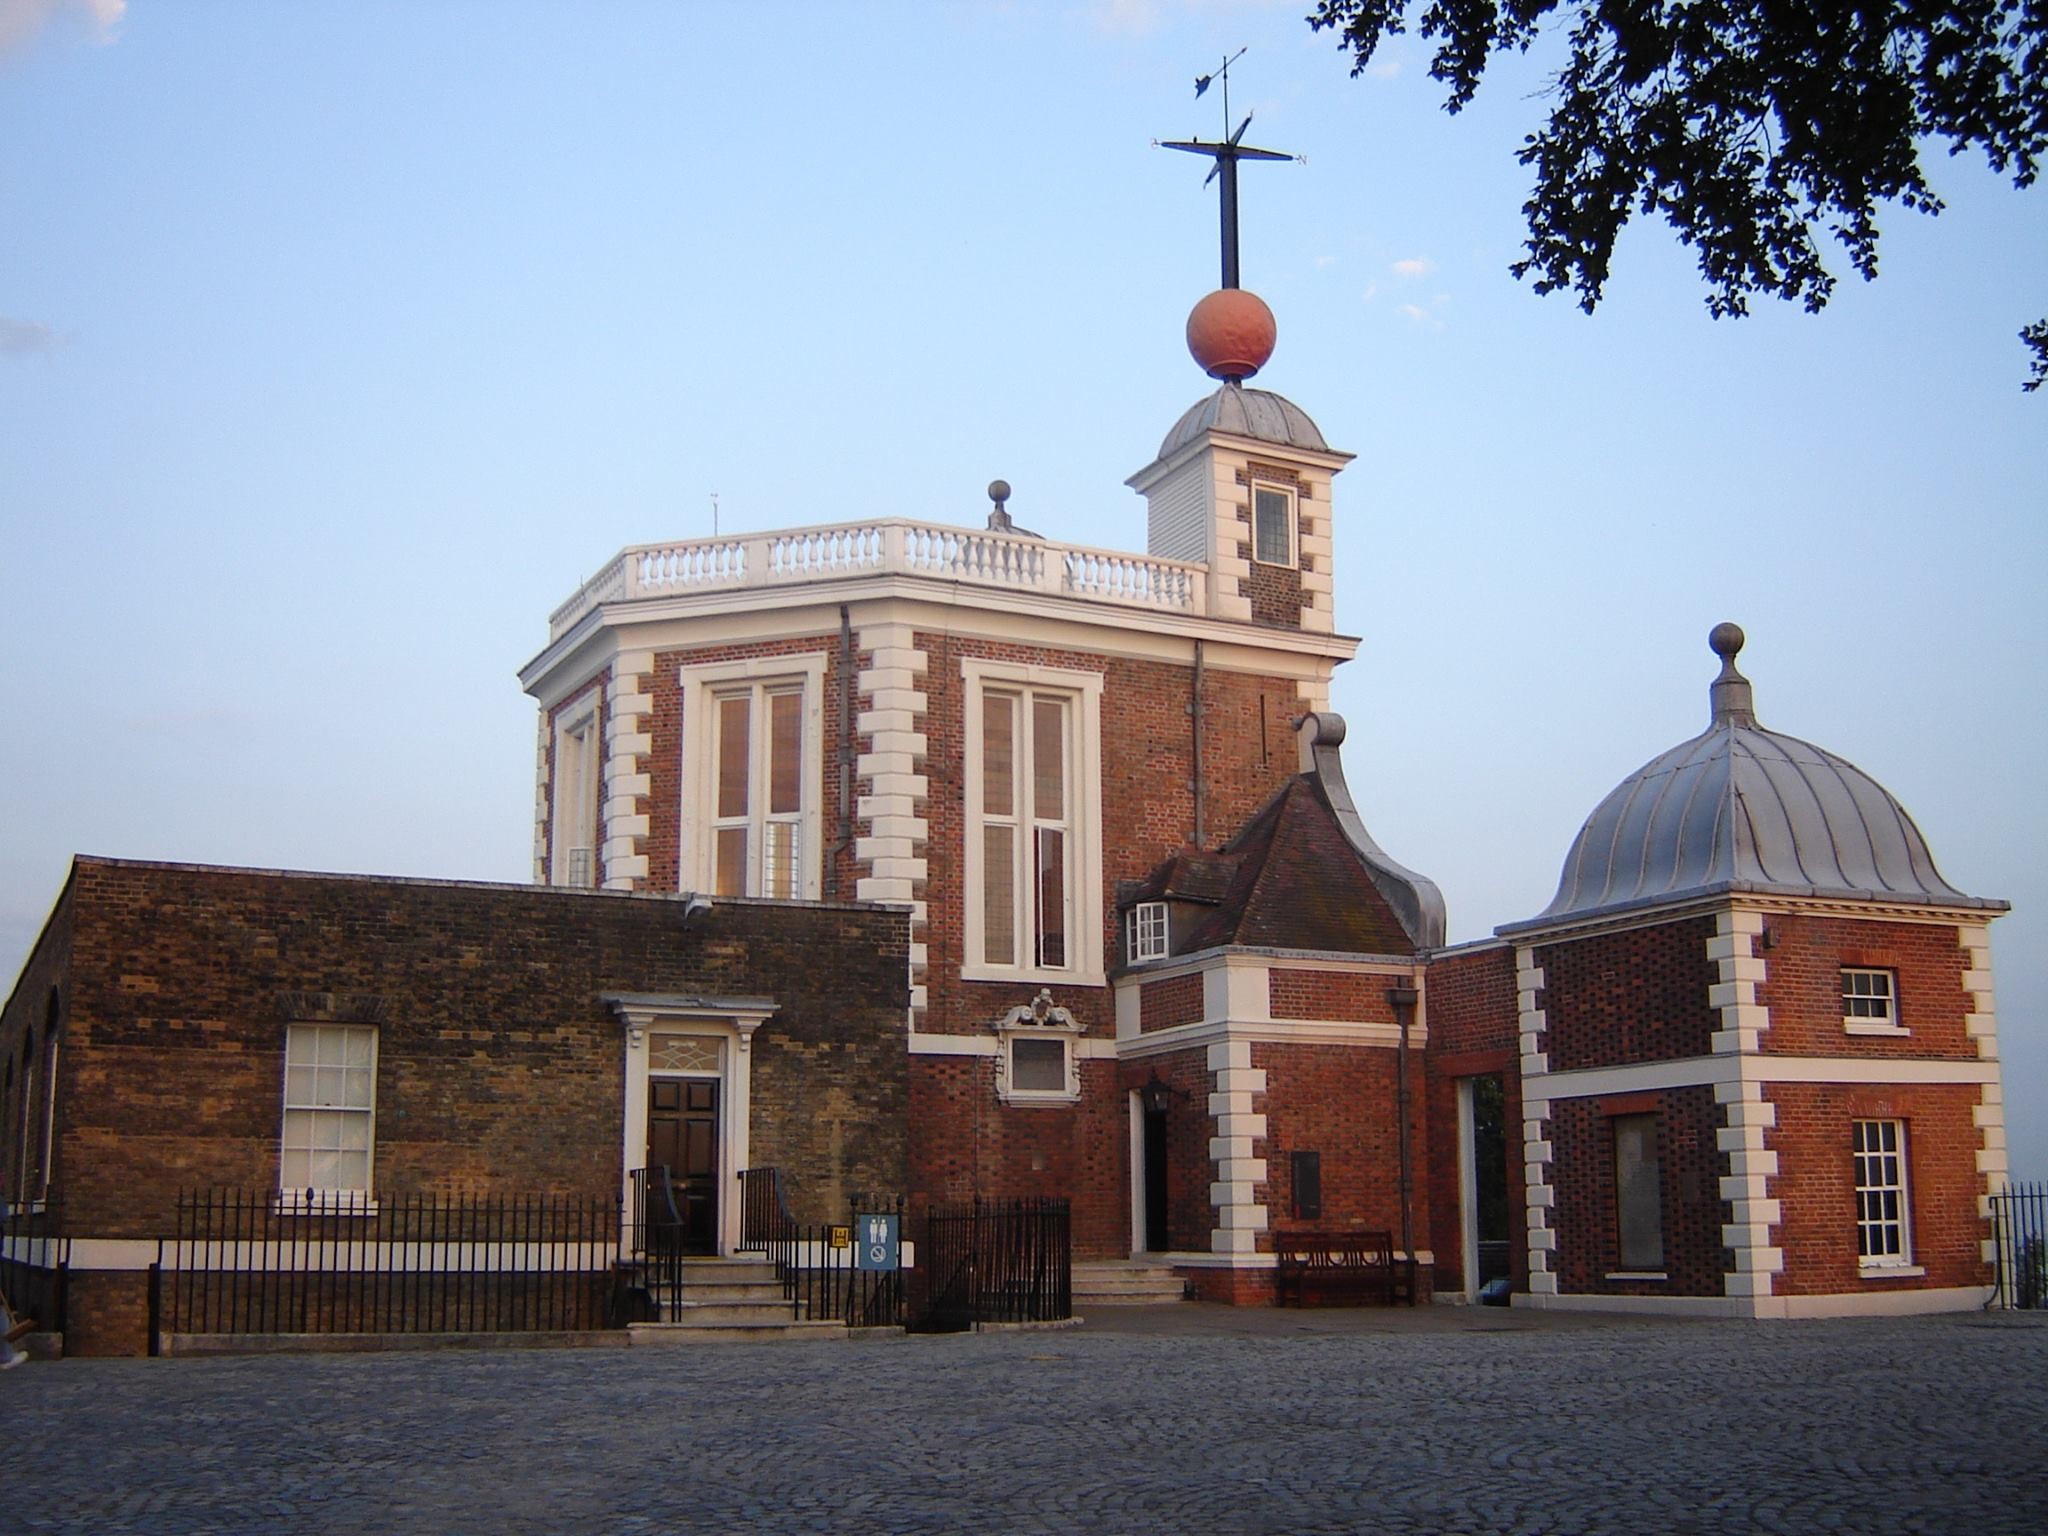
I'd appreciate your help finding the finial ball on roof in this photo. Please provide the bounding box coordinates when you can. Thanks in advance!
[1709,622,1745,659]
[988,479,1010,506]
[1186,288,1277,381]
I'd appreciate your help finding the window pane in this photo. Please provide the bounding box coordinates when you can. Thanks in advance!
[716,695,751,818]
[769,690,802,815]
[1012,1037,1066,1092]
[280,1149,310,1190]
[1032,697,1064,820]
[982,693,1015,817]
[1036,827,1067,969]
[983,825,1015,966]
[714,827,748,897]
[763,820,797,899]
[1613,1114,1663,1270]
[1853,1118,1909,1263]
[284,1065,313,1106]
[1254,487,1291,564]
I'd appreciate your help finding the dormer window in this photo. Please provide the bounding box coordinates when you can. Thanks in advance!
[1126,901,1169,964]
[1252,483,1294,567]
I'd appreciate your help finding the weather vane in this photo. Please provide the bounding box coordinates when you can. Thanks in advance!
[1157,48,1298,290]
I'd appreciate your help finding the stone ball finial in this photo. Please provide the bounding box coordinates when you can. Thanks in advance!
[1186,288,1276,381]
[1709,622,1746,660]
[988,479,1011,508]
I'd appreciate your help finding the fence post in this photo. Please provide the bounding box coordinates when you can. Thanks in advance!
[147,1259,162,1358]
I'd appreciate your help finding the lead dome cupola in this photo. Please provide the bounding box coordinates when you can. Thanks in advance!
[1514,625,2004,929]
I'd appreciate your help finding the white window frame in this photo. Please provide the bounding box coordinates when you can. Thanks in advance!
[278,1024,379,1213]
[678,654,827,901]
[1610,1112,1665,1276]
[1126,901,1170,964]
[993,990,1084,1107]
[1250,480,1296,568]
[550,697,602,888]
[1842,967,1905,1036]
[961,658,1104,985]
[1853,1118,1912,1271]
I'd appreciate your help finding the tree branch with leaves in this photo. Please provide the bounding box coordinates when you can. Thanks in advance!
[1309,0,2047,389]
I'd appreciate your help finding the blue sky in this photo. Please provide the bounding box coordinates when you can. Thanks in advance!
[3,2,2043,1176]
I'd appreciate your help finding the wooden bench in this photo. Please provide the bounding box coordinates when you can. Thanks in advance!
[1273,1229,1417,1308]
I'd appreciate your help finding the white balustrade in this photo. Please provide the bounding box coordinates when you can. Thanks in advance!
[548,517,1203,639]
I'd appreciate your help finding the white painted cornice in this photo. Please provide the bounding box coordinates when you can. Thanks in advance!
[522,584,1358,697]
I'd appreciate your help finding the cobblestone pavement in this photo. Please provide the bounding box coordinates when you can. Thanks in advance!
[7,1309,2046,1535]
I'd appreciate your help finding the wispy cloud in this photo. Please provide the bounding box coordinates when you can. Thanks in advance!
[1400,293,1452,331]
[0,316,64,356]
[1391,257,1436,279]
[0,0,125,60]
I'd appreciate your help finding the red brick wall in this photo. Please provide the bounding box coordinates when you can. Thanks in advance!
[1269,969,1398,1023]
[1755,915,1974,1058]
[1125,1047,1216,1256]
[1421,945,1524,1294]
[1537,917,1719,1071]
[641,634,854,899]
[1765,1080,1989,1295]
[1234,461,1311,631]
[1253,1041,1427,1266]
[0,873,75,1205]
[1425,944,1517,1057]
[40,860,910,1243]
[902,633,1308,1262]
[906,1053,1131,1258]
[1138,973,1204,1033]
[1547,1085,1729,1297]
[915,633,1307,1023]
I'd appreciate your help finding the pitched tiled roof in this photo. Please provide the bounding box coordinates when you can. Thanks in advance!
[1177,776,1420,956]
[1127,714,1444,958]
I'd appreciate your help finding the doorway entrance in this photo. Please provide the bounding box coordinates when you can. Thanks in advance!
[1459,1073,1511,1297]
[1142,1097,1170,1253]
[647,1077,720,1255]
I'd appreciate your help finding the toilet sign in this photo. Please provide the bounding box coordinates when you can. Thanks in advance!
[854,1212,898,1272]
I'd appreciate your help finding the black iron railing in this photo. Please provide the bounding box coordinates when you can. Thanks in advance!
[0,1200,68,1341]
[915,1196,1070,1332]
[1989,1181,2048,1309]
[736,1167,903,1327]
[150,1188,619,1350]
[623,1166,688,1319]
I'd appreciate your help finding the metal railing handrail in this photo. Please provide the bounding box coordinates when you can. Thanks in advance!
[1988,1180,2046,1310]
[737,1167,903,1327]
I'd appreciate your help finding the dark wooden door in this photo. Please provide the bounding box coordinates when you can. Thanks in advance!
[1143,1103,1170,1253]
[648,1078,719,1255]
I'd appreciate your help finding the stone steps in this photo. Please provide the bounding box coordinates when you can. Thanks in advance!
[628,1319,851,1345]
[1073,1259,1188,1306]
[632,1256,811,1335]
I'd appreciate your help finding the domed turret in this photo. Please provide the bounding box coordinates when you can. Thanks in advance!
[1520,625,2000,927]
[1156,383,1328,460]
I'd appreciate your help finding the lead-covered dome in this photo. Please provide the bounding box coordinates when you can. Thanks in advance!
[1510,625,2002,930]
[1158,383,1327,460]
